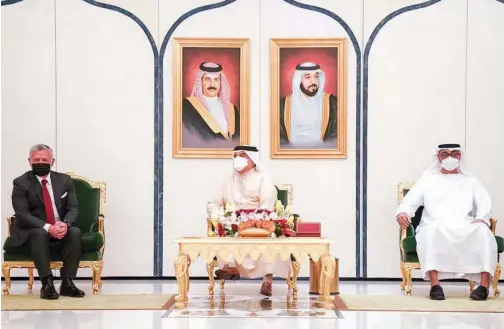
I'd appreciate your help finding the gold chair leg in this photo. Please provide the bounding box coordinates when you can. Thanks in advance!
[219,279,225,290]
[493,263,501,297]
[2,263,12,295]
[28,268,34,290]
[404,263,413,296]
[91,262,101,294]
[469,280,475,292]
[98,262,104,289]
[206,260,217,296]
[400,262,407,290]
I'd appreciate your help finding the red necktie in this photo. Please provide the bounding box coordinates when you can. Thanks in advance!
[41,179,56,225]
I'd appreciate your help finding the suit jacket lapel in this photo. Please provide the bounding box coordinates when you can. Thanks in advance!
[50,172,63,211]
[29,172,43,203]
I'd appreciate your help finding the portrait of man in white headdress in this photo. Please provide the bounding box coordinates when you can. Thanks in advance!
[279,62,337,149]
[182,62,240,147]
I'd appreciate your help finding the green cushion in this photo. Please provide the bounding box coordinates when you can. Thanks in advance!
[402,236,417,253]
[404,252,419,263]
[72,178,101,234]
[497,236,504,253]
[3,232,103,256]
[3,251,101,262]
[275,186,288,206]
[402,235,504,255]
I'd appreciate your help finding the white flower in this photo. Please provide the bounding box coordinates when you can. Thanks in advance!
[230,212,237,222]
[270,232,276,238]
[269,212,278,220]
[254,213,262,220]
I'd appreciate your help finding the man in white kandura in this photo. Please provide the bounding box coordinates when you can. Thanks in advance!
[396,143,498,301]
[206,145,290,296]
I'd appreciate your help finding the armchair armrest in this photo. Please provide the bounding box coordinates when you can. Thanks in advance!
[399,225,415,260]
[490,218,497,235]
[6,216,13,237]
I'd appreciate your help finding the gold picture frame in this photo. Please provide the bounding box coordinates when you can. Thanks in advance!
[270,38,348,159]
[172,38,250,158]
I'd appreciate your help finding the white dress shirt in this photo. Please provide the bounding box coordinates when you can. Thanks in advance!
[36,173,61,232]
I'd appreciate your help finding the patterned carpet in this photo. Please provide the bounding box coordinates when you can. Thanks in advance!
[2,293,503,315]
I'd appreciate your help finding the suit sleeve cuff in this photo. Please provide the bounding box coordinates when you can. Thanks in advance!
[43,223,51,232]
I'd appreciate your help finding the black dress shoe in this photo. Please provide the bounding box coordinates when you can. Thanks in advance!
[429,285,445,300]
[40,276,59,300]
[60,278,85,298]
[470,286,489,301]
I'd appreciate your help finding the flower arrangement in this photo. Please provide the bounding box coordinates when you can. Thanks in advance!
[208,200,300,238]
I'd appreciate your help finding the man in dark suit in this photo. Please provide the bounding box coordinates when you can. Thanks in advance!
[11,144,85,299]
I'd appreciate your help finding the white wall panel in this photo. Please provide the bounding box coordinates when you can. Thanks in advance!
[1,0,57,277]
[465,0,504,239]
[160,0,261,277]
[260,0,360,278]
[55,0,157,276]
[366,0,467,278]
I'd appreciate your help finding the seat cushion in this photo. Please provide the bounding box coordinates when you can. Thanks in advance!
[3,232,104,255]
[402,235,504,254]
[3,251,101,262]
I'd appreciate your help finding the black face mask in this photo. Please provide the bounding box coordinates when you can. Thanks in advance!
[32,163,51,177]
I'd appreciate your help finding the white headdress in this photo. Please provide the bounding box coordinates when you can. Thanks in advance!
[191,62,231,123]
[291,62,325,112]
[421,143,473,178]
[232,145,264,172]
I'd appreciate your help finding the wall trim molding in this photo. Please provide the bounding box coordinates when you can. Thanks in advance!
[1,0,24,6]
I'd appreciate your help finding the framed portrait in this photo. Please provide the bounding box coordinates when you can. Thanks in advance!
[172,38,250,158]
[270,38,348,159]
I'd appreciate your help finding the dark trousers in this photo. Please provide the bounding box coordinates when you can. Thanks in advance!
[25,226,82,279]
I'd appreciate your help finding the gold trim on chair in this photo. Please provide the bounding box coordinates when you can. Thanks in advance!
[2,172,106,296]
[276,183,293,206]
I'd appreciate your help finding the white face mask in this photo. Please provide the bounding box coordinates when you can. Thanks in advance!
[441,157,460,171]
[233,156,248,172]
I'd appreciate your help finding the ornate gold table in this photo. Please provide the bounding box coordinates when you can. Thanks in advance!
[173,237,335,309]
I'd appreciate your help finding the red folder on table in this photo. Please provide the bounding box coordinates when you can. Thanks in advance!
[296,222,321,237]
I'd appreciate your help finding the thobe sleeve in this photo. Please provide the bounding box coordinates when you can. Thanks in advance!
[473,178,492,226]
[206,180,226,217]
[258,176,278,210]
[396,178,425,218]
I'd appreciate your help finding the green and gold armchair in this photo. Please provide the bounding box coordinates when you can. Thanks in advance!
[398,182,503,297]
[2,172,106,295]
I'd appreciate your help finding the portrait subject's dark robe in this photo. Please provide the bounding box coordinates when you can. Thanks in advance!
[279,93,337,144]
[182,97,240,142]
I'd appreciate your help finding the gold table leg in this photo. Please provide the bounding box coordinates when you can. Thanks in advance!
[318,256,336,307]
[290,260,300,298]
[206,259,217,296]
[174,254,190,309]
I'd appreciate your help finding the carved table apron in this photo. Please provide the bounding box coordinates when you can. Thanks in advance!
[173,237,335,309]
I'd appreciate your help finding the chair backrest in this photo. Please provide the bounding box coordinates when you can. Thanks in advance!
[397,182,422,230]
[67,172,106,234]
[275,184,293,207]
